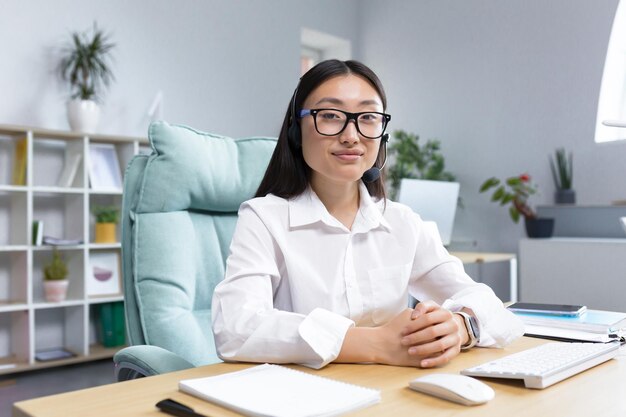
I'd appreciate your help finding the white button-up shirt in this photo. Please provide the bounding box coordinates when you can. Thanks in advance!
[212,182,524,369]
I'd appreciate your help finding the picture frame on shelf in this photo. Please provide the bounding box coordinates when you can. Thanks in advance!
[87,251,121,296]
[88,144,122,191]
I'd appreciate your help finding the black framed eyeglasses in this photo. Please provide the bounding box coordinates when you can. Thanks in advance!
[299,108,391,139]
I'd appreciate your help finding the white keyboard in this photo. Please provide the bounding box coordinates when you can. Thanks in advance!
[461,342,620,389]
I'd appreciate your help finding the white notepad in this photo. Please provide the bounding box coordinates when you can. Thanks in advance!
[179,363,381,417]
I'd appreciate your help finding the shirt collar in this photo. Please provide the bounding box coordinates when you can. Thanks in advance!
[288,182,392,233]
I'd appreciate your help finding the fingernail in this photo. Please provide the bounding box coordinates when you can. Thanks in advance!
[408,347,417,354]
[421,360,430,367]
[402,337,410,345]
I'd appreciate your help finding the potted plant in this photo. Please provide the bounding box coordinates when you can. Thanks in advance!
[44,248,69,302]
[550,147,575,204]
[480,173,554,238]
[93,205,119,243]
[387,130,457,200]
[58,23,116,133]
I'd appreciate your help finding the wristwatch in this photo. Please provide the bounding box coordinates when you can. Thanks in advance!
[456,311,480,350]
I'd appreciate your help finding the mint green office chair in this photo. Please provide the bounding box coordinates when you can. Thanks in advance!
[113,121,276,380]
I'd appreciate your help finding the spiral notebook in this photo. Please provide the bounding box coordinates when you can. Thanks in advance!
[178,364,381,417]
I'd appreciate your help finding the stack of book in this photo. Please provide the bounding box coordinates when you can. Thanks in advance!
[512,309,626,343]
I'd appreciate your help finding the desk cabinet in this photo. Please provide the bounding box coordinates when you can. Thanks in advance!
[519,238,626,311]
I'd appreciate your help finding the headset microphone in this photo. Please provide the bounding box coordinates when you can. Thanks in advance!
[362,133,389,183]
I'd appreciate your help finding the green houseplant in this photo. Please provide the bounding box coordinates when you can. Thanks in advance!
[550,147,575,204]
[58,23,116,133]
[387,130,456,200]
[43,248,69,302]
[93,205,119,243]
[480,173,554,238]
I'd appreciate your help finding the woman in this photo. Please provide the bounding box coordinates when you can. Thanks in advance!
[212,59,523,369]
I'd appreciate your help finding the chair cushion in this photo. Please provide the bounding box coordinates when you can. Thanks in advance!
[134,211,236,365]
[136,121,277,214]
[129,121,276,366]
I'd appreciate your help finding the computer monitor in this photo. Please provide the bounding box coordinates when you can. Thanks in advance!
[397,179,460,246]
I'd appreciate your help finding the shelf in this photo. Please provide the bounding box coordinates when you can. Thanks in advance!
[0,124,143,374]
[0,302,28,313]
[88,295,124,304]
[0,345,123,376]
[89,243,121,250]
[0,185,27,192]
[32,244,85,251]
[32,300,86,309]
[0,246,28,252]
[0,124,146,144]
[32,186,86,194]
[88,189,123,196]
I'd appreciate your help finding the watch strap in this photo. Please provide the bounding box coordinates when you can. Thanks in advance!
[456,311,479,350]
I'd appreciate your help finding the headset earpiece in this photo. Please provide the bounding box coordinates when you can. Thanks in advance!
[288,119,301,149]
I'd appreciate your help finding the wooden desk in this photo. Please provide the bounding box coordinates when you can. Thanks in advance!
[451,251,517,302]
[13,337,626,417]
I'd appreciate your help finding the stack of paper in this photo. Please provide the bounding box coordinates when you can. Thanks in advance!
[514,309,626,343]
[179,364,380,417]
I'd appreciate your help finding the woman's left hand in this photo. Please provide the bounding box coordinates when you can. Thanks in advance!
[400,300,469,368]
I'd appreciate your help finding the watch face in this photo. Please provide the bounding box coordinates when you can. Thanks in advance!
[468,315,480,340]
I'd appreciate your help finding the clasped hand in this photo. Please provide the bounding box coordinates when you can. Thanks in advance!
[378,301,467,368]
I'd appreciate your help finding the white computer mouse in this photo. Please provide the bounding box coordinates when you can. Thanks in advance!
[408,373,495,406]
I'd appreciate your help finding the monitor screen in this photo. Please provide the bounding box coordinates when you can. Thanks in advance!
[397,179,460,246]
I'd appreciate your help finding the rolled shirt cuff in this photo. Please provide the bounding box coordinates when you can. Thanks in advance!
[442,285,525,347]
[298,308,355,369]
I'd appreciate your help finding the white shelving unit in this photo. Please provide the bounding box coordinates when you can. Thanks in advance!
[0,124,148,374]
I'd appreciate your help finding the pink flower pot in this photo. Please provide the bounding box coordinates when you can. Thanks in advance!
[44,280,69,302]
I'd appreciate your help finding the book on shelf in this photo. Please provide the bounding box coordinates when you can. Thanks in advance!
[32,220,43,246]
[514,309,626,334]
[56,149,83,188]
[11,136,27,186]
[98,302,126,347]
[179,363,381,417]
[35,348,76,362]
[42,236,83,246]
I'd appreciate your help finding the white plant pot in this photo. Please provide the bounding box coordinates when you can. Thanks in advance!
[67,99,100,133]
[44,280,69,302]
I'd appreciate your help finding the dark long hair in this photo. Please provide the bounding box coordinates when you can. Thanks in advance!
[255,59,388,200]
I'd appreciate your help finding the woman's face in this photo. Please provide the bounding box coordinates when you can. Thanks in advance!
[300,74,384,189]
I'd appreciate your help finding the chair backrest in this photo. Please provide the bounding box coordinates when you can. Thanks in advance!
[121,121,276,366]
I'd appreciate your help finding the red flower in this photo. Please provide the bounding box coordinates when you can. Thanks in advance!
[519,173,530,182]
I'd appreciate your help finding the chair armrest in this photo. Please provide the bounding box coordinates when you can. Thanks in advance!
[114,345,195,381]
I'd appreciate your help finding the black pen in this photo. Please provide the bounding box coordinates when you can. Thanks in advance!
[156,398,210,417]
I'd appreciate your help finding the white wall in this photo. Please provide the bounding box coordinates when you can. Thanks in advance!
[0,0,360,138]
[358,0,624,254]
[3,1,623,298]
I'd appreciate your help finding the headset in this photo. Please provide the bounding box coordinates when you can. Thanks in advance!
[286,84,389,183]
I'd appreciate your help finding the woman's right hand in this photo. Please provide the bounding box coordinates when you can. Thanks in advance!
[371,308,426,367]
